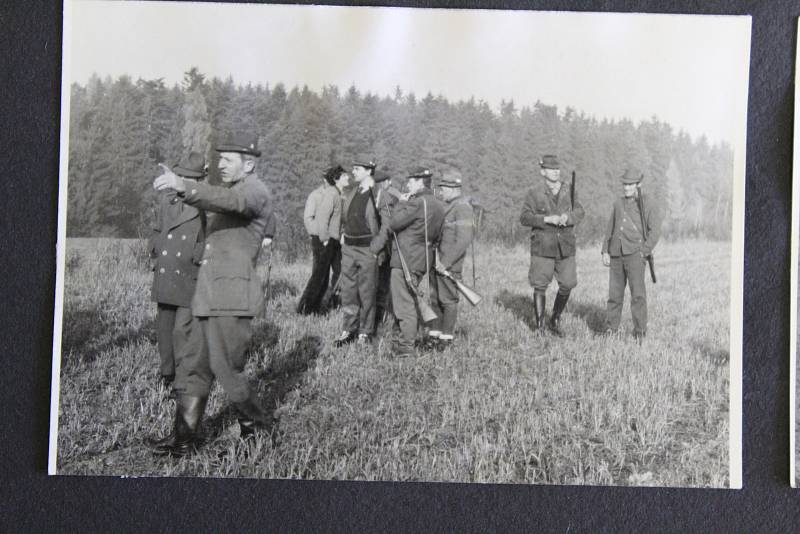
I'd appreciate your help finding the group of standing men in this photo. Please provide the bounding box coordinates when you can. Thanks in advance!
[519,154,663,340]
[299,158,475,357]
[145,138,661,459]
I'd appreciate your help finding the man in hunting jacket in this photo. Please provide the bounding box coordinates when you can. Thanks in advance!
[519,154,585,337]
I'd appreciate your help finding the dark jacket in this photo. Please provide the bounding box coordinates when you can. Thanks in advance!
[602,194,662,257]
[389,187,445,273]
[182,174,273,317]
[438,195,474,273]
[519,179,584,258]
[341,184,390,259]
[149,192,204,307]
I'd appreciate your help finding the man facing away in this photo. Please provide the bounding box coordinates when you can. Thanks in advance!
[601,169,663,340]
[387,167,445,357]
[148,151,206,390]
[334,157,389,347]
[297,165,347,315]
[519,154,585,337]
[427,170,474,350]
[149,133,274,457]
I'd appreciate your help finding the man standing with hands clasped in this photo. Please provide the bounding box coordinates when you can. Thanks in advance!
[149,133,274,457]
[601,169,663,341]
[520,154,584,337]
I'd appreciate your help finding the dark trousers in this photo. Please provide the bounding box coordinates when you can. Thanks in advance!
[605,253,647,334]
[174,315,254,402]
[155,304,193,377]
[375,259,392,329]
[528,254,577,295]
[297,235,336,314]
[429,272,460,336]
[340,244,378,334]
[390,268,421,355]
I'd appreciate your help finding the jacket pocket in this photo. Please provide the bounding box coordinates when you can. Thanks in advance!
[210,260,250,311]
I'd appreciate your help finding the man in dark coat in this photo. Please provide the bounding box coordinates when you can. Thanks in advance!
[428,170,473,349]
[519,154,585,336]
[149,151,207,388]
[334,157,389,346]
[601,169,663,340]
[387,167,445,357]
[150,133,274,457]
[372,169,399,334]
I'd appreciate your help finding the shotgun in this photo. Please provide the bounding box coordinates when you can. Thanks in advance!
[636,181,656,283]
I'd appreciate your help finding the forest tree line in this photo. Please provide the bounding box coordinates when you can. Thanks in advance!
[66,68,735,245]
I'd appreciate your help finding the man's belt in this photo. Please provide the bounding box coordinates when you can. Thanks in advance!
[342,233,373,246]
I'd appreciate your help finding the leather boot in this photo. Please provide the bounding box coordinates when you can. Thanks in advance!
[533,292,546,333]
[150,395,207,458]
[548,292,570,338]
[234,392,270,439]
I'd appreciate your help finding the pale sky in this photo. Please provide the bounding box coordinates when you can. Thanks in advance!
[67,1,751,144]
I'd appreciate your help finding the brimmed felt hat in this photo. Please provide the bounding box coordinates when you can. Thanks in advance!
[439,169,463,188]
[172,151,207,179]
[215,133,261,157]
[621,169,644,184]
[352,156,376,170]
[374,169,391,183]
[407,167,433,180]
[539,154,560,169]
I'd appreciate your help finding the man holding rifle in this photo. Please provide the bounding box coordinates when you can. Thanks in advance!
[520,154,584,337]
[601,169,663,341]
[428,170,474,350]
[388,167,445,358]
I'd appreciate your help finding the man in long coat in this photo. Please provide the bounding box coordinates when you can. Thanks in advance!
[150,133,274,457]
[519,154,585,336]
[149,151,206,388]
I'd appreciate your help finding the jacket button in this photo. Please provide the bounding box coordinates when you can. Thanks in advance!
[162,250,167,256]
[175,269,181,274]
[202,259,208,265]
[167,234,173,239]
[205,244,210,250]
[191,189,197,195]
[181,235,186,240]
[159,268,165,273]
[176,252,181,257]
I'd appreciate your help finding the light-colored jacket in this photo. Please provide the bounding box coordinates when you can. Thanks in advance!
[303,184,341,243]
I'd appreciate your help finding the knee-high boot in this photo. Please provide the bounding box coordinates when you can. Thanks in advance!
[149,395,207,457]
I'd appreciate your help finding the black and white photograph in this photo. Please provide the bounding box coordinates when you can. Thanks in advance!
[50,0,749,487]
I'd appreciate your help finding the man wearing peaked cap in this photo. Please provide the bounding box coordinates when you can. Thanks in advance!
[386,166,445,357]
[519,154,585,337]
[150,133,274,457]
[601,169,663,340]
[334,156,388,347]
[428,169,474,349]
[148,151,207,393]
[372,168,398,334]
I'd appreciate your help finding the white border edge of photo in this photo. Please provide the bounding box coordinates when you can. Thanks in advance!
[48,0,73,475]
[790,22,800,489]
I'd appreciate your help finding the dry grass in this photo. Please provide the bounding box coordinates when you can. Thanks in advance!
[55,238,731,487]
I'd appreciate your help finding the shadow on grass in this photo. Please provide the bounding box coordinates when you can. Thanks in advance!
[495,290,537,331]
[568,300,607,334]
[264,278,298,300]
[61,305,156,366]
[204,335,323,439]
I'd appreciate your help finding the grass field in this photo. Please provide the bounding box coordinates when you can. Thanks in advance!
[54,237,732,487]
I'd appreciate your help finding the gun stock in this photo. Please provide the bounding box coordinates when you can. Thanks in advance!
[646,255,656,284]
[435,260,482,306]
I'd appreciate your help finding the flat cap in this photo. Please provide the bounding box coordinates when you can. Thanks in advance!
[374,169,391,183]
[216,133,261,157]
[172,151,207,179]
[620,169,644,184]
[352,157,376,170]
[407,167,433,179]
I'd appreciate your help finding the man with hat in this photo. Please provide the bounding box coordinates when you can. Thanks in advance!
[387,167,445,357]
[427,169,474,349]
[372,168,399,334]
[519,154,585,336]
[334,157,390,346]
[601,169,663,340]
[150,133,274,457]
[148,151,207,391]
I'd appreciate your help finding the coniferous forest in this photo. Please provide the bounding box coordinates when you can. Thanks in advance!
[66,68,734,244]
